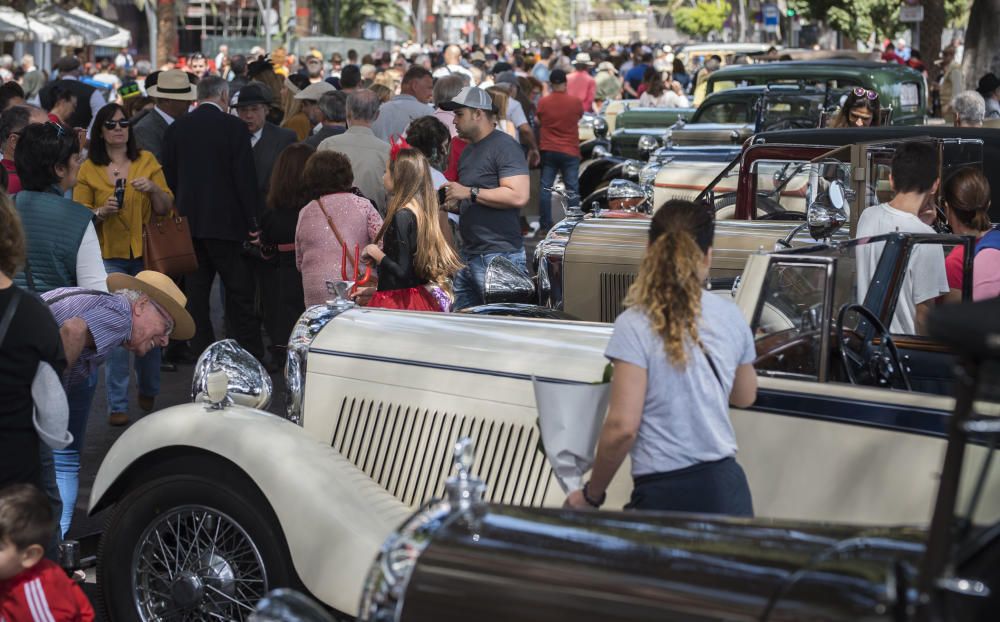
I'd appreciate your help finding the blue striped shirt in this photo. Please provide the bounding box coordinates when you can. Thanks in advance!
[41,288,133,386]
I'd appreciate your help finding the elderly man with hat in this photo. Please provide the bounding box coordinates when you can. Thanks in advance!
[442,86,530,310]
[38,56,104,131]
[131,69,196,163]
[43,271,194,533]
[595,60,622,108]
[567,52,597,112]
[295,81,336,140]
[234,83,297,197]
[977,73,1000,120]
[303,90,348,148]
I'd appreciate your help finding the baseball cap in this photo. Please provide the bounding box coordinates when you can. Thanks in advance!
[549,69,568,85]
[295,81,335,101]
[439,86,494,111]
[494,71,519,88]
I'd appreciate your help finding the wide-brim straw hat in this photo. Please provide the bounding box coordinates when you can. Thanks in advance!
[147,69,196,101]
[107,270,196,340]
[574,52,595,66]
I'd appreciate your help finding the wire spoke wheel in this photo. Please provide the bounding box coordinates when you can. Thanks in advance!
[132,505,268,621]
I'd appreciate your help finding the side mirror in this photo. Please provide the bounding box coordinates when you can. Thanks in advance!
[807,180,848,240]
[483,255,535,304]
[191,339,273,409]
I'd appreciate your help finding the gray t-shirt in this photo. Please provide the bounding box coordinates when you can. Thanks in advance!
[458,130,530,254]
[605,291,755,477]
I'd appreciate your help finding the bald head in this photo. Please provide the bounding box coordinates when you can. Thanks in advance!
[444,45,462,65]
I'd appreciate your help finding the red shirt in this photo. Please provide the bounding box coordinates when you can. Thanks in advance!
[536,91,584,158]
[0,559,95,622]
[445,136,467,182]
[1,159,20,195]
[566,70,596,112]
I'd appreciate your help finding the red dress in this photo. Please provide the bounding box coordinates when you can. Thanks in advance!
[367,207,449,312]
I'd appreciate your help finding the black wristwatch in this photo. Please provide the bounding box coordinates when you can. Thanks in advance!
[582,481,606,508]
[470,186,480,203]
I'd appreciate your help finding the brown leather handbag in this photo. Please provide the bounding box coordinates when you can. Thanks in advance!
[143,213,198,276]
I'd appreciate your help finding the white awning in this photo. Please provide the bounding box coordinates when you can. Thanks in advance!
[25,5,118,46]
[0,7,66,43]
[93,27,132,49]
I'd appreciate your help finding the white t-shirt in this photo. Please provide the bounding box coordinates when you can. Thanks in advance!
[855,203,949,334]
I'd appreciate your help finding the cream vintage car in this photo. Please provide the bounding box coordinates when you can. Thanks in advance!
[88,227,1000,619]
[538,127,998,322]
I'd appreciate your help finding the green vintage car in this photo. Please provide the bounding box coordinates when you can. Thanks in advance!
[609,106,694,159]
[705,59,928,126]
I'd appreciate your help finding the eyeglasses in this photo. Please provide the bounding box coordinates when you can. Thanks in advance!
[103,119,131,130]
[149,299,175,337]
[852,87,879,101]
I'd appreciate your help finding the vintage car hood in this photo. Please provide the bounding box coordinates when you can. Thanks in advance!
[615,106,692,129]
[401,506,926,622]
[672,122,753,145]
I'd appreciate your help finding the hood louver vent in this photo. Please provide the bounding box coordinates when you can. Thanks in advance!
[600,272,636,323]
[332,397,553,508]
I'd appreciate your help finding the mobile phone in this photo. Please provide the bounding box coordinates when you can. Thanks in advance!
[114,178,125,209]
[437,186,448,207]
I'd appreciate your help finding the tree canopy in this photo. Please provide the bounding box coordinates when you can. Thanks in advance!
[674,0,730,38]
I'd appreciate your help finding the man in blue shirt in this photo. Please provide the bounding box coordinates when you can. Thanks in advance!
[624,52,653,98]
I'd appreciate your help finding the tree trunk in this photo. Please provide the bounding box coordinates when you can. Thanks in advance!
[157,0,176,65]
[962,0,1000,89]
[921,0,946,84]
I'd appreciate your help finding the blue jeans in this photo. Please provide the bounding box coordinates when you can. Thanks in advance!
[53,370,98,536]
[104,258,160,413]
[38,441,63,559]
[453,249,527,311]
[539,151,581,229]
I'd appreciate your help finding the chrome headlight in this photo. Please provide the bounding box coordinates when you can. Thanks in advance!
[191,340,272,409]
[621,158,644,179]
[638,134,660,159]
[592,144,610,159]
[359,439,485,622]
[592,116,608,138]
[284,303,342,425]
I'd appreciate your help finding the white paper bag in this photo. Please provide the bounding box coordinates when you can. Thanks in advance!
[532,378,611,494]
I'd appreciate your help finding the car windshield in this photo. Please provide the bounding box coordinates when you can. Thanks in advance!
[693,101,751,124]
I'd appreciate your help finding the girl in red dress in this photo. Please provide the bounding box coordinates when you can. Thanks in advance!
[362,144,462,311]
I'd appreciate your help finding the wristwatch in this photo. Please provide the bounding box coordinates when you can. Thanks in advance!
[470,186,481,203]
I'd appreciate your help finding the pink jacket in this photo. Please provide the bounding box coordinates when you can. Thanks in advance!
[296,193,384,306]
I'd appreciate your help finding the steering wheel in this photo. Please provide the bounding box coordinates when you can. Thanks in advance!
[763,117,818,131]
[835,303,912,391]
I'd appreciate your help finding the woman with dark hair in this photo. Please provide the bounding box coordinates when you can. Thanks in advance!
[565,199,758,515]
[942,168,1000,301]
[637,70,689,108]
[828,88,881,128]
[671,58,690,92]
[295,150,383,306]
[73,103,172,427]
[260,142,314,345]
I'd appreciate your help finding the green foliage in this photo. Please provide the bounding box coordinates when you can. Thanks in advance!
[509,0,570,37]
[789,0,969,42]
[674,0,731,38]
[312,0,406,37]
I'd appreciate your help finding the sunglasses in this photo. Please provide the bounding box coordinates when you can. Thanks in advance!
[103,119,131,130]
[852,87,879,101]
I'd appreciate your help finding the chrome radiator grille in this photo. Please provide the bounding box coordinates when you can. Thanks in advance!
[600,272,635,322]
[332,397,553,508]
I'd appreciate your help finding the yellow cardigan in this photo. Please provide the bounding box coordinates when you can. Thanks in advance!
[73,150,173,260]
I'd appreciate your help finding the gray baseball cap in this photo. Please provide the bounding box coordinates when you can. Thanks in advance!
[439,86,494,111]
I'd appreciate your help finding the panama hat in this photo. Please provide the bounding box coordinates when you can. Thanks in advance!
[107,270,196,340]
[573,52,595,66]
[147,69,197,101]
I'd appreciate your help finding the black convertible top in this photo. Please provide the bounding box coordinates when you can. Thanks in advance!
[929,297,1000,363]
[753,127,1000,220]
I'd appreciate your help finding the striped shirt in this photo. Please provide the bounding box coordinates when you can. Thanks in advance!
[41,288,132,386]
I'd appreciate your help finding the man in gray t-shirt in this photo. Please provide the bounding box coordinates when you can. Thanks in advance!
[443,86,530,310]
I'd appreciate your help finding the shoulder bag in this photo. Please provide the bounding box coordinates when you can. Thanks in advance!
[143,212,198,277]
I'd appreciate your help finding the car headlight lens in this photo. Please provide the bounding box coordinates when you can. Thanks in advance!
[284,304,340,426]
[621,159,644,179]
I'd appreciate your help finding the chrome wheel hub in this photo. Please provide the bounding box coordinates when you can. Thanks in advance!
[132,506,267,621]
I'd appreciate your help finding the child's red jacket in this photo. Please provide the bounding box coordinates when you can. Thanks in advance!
[0,559,94,622]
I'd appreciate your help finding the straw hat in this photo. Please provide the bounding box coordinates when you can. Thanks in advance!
[107,271,195,340]
[147,69,197,101]
[574,52,595,66]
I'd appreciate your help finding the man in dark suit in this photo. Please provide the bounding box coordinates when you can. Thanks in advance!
[161,75,264,360]
[233,83,296,196]
[131,69,195,163]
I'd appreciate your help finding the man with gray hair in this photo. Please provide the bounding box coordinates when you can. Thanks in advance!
[318,89,390,213]
[953,90,986,128]
[304,90,348,148]
[162,74,265,362]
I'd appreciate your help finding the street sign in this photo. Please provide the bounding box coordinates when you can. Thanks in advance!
[899,5,924,22]
[763,3,779,32]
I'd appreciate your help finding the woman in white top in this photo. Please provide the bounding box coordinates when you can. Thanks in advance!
[566,199,758,515]
[638,72,690,108]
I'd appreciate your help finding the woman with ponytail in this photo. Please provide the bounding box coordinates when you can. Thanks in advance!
[566,199,758,515]
[361,142,462,311]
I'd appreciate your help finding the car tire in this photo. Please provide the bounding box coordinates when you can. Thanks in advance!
[98,459,299,622]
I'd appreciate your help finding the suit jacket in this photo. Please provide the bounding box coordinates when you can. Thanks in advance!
[253,123,297,197]
[161,103,260,241]
[317,126,390,214]
[302,124,346,149]
[132,108,170,163]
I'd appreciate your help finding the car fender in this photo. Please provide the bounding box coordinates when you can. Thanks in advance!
[88,403,411,615]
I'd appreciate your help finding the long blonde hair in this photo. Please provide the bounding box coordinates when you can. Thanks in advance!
[376,149,462,289]
[624,200,715,367]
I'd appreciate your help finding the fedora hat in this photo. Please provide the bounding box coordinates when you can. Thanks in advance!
[147,69,196,101]
[107,270,196,340]
[573,52,595,66]
[233,82,274,108]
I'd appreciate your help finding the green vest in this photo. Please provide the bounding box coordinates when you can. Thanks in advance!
[13,188,94,293]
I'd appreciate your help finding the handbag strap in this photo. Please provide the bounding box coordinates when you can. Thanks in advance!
[699,341,725,393]
[0,288,21,348]
[315,198,357,274]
